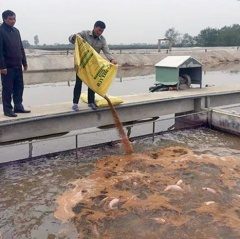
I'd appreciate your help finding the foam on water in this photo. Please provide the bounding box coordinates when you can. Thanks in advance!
[54,146,240,239]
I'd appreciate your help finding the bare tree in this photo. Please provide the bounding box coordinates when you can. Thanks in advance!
[165,28,180,51]
[34,35,39,45]
[22,40,31,48]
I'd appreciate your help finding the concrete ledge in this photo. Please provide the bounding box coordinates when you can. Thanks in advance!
[1,84,240,143]
[25,49,240,71]
[211,109,240,135]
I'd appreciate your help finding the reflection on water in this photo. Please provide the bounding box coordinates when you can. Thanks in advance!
[0,128,240,239]
[12,65,240,107]
[23,66,155,85]
[1,64,240,106]
[22,63,240,85]
[203,62,240,72]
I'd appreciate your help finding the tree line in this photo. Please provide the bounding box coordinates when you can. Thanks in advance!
[163,24,240,47]
[1,21,239,48]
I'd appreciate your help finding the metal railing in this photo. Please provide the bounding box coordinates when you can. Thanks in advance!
[0,111,207,162]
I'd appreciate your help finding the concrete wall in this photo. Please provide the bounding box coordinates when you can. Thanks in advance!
[210,109,240,135]
[25,48,240,72]
[1,84,240,143]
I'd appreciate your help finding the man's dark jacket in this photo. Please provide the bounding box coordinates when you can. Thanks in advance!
[0,22,27,69]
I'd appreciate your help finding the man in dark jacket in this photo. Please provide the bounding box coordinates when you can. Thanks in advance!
[0,10,30,117]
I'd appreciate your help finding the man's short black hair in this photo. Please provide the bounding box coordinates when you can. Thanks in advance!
[2,10,15,20]
[94,21,106,29]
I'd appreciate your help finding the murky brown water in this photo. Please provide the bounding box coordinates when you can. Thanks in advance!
[1,65,240,238]
[0,128,240,239]
[55,146,240,239]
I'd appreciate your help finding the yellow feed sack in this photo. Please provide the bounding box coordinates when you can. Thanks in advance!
[81,93,123,107]
[74,35,117,97]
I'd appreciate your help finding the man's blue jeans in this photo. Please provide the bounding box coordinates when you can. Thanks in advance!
[1,67,24,113]
[73,74,95,104]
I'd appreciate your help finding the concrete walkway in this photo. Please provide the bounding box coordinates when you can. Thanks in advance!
[1,84,240,123]
[1,84,240,143]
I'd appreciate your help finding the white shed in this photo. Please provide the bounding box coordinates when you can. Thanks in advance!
[155,56,203,88]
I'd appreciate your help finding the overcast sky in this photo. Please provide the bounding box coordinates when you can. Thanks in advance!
[1,0,240,45]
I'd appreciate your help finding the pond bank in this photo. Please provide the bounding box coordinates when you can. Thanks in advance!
[25,48,240,72]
